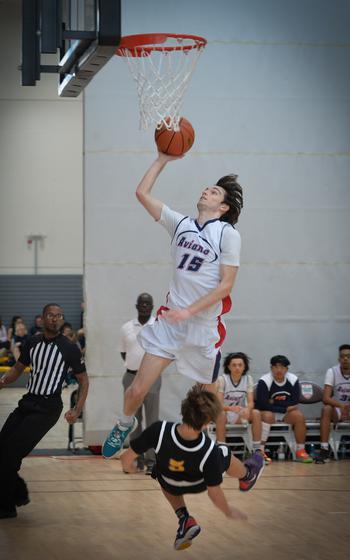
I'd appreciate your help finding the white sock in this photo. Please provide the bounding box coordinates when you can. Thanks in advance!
[296,444,304,451]
[321,443,329,450]
[119,413,134,426]
[252,441,262,451]
[261,422,271,442]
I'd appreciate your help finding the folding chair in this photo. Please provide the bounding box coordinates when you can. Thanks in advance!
[68,389,84,452]
[207,422,252,458]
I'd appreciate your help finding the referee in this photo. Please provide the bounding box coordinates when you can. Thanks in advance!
[0,303,89,519]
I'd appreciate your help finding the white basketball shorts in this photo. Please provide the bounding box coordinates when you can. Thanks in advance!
[138,315,223,384]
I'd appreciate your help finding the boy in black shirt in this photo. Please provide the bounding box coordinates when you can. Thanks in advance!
[121,386,264,550]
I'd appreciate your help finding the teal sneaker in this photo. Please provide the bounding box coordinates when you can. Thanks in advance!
[102,417,138,458]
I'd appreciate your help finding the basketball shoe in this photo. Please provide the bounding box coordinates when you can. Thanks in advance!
[102,417,138,458]
[295,449,313,463]
[174,516,201,550]
[258,449,272,465]
[317,448,331,463]
[239,451,265,492]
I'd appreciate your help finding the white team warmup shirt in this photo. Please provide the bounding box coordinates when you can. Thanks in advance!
[325,364,350,418]
[138,205,241,384]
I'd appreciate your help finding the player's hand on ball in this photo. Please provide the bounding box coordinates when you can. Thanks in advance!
[161,308,191,324]
[226,505,248,521]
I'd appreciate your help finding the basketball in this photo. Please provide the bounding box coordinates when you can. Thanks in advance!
[155,117,195,156]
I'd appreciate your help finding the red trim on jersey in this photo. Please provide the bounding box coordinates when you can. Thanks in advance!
[156,305,169,320]
[221,295,232,315]
[215,317,227,348]
[215,296,232,348]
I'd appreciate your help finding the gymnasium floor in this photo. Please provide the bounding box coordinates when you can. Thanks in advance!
[0,389,349,560]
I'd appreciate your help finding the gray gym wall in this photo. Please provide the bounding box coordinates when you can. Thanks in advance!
[83,0,350,443]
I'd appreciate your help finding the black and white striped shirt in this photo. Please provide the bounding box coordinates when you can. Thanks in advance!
[19,334,86,396]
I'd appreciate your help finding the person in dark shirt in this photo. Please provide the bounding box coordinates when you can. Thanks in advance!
[0,303,89,519]
[121,386,264,551]
[255,355,311,463]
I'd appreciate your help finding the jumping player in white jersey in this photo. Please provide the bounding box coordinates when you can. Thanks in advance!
[103,152,243,458]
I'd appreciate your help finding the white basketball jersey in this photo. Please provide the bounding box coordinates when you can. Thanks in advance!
[159,205,241,323]
[325,365,350,403]
[219,374,252,407]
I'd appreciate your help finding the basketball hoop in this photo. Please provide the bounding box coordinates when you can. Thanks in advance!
[116,33,207,130]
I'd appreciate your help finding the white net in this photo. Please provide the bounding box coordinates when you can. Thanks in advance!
[117,35,206,130]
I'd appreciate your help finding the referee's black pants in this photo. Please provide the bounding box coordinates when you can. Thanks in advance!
[0,393,63,512]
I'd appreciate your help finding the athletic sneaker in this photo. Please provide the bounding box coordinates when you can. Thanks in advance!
[295,449,313,463]
[317,448,331,462]
[239,451,265,492]
[15,497,30,507]
[102,417,138,459]
[0,508,17,519]
[174,516,201,551]
[260,450,272,465]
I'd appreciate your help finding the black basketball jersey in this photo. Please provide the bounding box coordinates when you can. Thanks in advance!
[130,421,229,495]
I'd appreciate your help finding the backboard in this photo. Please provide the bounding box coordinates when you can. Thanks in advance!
[21,0,121,97]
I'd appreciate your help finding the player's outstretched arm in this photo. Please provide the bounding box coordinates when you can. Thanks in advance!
[207,485,248,520]
[136,152,182,220]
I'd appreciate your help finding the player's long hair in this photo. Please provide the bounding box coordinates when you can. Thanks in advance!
[223,352,250,376]
[216,174,243,225]
[181,385,222,430]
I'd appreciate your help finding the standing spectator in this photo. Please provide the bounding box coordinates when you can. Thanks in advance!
[0,303,89,519]
[318,344,350,461]
[120,293,161,474]
[255,355,312,463]
[0,317,10,356]
[215,352,267,462]
[29,314,43,336]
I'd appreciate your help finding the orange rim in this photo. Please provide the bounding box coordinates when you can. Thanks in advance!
[116,33,207,57]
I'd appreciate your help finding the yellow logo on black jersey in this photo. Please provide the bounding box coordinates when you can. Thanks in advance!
[169,458,185,472]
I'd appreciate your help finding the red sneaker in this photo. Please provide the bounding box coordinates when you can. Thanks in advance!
[295,449,313,463]
[174,516,201,550]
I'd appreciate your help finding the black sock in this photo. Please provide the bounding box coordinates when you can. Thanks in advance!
[175,506,189,520]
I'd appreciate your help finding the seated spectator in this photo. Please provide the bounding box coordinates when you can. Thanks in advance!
[11,322,29,362]
[29,315,43,336]
[7,316,24,343]
[60,322,82,386]
[0,317,10,356]
[215,352,268,462]
[255,355,312,463]
[319,344,350,462]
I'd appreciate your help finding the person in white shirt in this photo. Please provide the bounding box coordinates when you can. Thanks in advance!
[319,344,350,461]
[103,151,243,458]
[120,293,160,473]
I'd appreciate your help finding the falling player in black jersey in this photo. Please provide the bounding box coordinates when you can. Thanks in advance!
[121,385,264,550]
